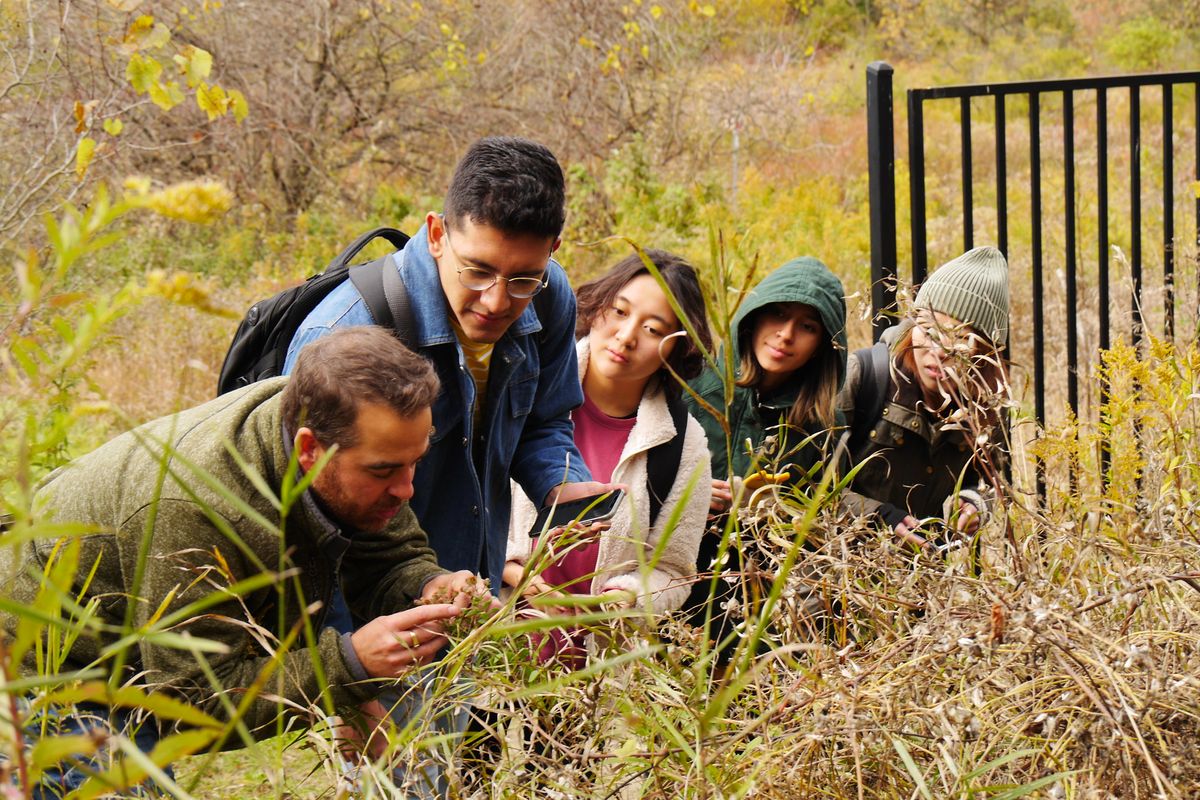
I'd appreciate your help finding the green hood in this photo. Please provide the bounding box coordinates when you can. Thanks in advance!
[731,256,849,387]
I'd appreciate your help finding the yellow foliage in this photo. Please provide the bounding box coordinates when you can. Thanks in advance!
[144,269,236,317]
[124,52,162,94]
[173,44,213,88]
[195,81,228,119]
[74,137,96,180]
[122,15,170,52]
[228,88,249,122]
[136,179,233,224]
[148,79,184,111]
[102,118,124,136]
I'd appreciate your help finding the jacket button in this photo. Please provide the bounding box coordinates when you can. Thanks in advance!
[472,505,479,515]
[462,436,469,447]
[869,430,877,439]
[926,466,934,474]
[895,437,904,446]
[910,420,919,429]
[882,408,889,417]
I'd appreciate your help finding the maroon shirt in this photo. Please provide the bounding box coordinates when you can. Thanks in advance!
[537,394,635,665]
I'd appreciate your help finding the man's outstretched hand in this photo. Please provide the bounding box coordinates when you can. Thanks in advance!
[350,604,460,678]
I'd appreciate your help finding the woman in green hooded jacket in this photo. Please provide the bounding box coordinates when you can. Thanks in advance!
[682,257,848,656]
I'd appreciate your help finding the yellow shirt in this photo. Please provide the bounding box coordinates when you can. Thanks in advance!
[450,316,494,433]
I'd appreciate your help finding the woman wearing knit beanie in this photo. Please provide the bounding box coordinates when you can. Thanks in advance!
[838,245,1010,548]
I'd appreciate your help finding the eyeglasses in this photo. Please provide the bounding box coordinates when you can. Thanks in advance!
[444,228,549,299]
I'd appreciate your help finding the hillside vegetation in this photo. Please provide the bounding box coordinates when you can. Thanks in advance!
[3,1,1200,797]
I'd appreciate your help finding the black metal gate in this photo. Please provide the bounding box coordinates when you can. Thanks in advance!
[866,62,1200,487]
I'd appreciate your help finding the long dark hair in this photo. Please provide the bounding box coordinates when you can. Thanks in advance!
[574,249,712,397]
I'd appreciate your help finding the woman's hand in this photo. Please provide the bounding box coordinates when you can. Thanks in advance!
[596,586,637,611]
[952,500,981,535]
[504,561,572,615]
[892,514,930,550]
[708,478,733,514]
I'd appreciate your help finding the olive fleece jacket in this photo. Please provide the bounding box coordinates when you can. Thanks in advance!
[3,379,445,739]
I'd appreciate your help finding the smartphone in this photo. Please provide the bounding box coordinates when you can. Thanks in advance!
[529,489,625,537]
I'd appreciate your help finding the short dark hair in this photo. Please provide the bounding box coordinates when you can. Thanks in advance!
[282,327,440,449]
[575,249,712,395]
[443,136,566,240]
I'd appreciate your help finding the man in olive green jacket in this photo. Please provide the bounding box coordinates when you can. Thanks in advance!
[5,328,475,760]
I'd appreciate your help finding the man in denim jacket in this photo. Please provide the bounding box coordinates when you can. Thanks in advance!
[285,137,606,598]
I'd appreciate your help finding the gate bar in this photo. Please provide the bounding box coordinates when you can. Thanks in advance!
[1098,89,1110,353]
[866,62,898,341]
[962,96,973,250]
[908,92,929,285]
[1065,89,1079,417]
[1163,84,1175,339]
[995,95,1008,257]
[1131,87,1143,343]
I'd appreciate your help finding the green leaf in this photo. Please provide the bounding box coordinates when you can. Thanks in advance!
[71,729,207,800]
[963,748,1041,781]
[29,735,100,776]
[989,771,1079,800]
[42,682,222,728]
[891,737,934,800]
[136,630,232,654]
[9,336,41,379]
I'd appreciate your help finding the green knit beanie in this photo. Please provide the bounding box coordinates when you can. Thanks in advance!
[915,245,1010,344]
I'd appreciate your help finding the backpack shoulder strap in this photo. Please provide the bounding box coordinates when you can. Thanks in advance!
[347,250,416,349]
[349,257,393,327]
[646,393,689,527]
[848,340,891,454]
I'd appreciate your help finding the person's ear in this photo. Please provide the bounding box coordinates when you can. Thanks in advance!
[427,212,446,259]
[295,427,325,472]
[550,236,561,254]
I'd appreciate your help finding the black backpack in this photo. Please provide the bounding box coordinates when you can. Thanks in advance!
[217,226,562,395]
[217,227,412,395]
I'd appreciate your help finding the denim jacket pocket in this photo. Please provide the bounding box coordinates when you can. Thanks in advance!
[507,375,538,418]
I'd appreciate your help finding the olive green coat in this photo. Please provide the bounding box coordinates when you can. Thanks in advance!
[2,379,445,738]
